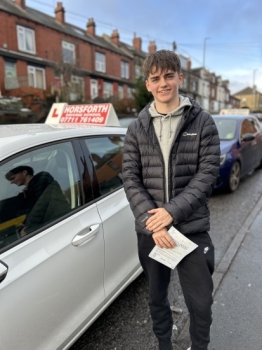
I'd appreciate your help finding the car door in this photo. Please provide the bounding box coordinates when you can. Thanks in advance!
[249,117,262,167]
[83,135,141,301]
[239,118,256,175]
[0,140,105,350]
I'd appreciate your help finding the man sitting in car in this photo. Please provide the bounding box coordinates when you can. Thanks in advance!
[5,165,70,236]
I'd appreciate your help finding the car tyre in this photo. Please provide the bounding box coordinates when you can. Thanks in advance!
[227,161,241,192]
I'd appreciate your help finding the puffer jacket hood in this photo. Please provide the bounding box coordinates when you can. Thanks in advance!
[122,95,220,236]
[139,95,202,133]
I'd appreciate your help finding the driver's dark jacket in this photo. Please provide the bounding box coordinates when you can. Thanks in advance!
[122,98,220,236]
[19,171,69,233]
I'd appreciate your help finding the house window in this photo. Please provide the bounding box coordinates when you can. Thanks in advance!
[96,52,106,72]
[62,41,75,64]
[135,66,141,78]
[104,82,113,98]
[90,79,98,99]
[5,61,17,78]
[121,61,129,79]
[128,87,134,98]
[71,75,85,101]
[28,66,46,89]
[118,85,123,99]
[4,61,18,90]
[192,81,196,91]
[17,25,36,54]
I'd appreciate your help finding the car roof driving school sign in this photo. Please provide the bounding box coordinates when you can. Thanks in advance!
[45,103,120,126]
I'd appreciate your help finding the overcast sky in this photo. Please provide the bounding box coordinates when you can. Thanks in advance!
[27,0,262,94]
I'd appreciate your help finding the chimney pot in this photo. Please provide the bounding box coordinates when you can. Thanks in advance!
[187,58,191,70]
[87,17,96,36]
[133,33,142,51]
[55,2,65,25]
[111,29,120,46]
[148,40,157,54]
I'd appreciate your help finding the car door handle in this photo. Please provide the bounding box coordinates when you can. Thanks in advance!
[72,224,100,246]
[0,261,8,283]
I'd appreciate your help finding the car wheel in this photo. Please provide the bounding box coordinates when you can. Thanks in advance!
[227,161,241,192]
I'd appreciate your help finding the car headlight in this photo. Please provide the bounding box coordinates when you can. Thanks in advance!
[220,154,226,165]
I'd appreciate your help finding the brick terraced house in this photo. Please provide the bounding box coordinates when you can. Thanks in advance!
[0,0,238,115]
[0,0,147,103]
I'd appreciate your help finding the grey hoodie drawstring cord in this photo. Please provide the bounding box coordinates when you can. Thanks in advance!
[159,117,163,141]
[169,114,172,138]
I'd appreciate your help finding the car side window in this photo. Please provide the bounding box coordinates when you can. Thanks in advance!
[241,119,252,137]
[85,136,125,196]
[0,142,81,250]
[249,118,260,134]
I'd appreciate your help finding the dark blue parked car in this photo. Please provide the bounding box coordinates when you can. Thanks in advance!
[213,114,262,192]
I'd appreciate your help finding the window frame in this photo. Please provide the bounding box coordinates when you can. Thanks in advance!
[80,134,126,201]
[118,85,124,99]
[17,25,36,54]
[28,65,46,90]
[103,81,113,99]
[121,60,129,79]
[0,138,94,254]
[62,41,76,64]
[95,52,106,73]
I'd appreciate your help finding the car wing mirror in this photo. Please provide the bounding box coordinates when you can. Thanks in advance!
[241,133,255,142]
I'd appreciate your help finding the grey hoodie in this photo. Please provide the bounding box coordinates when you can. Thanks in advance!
[149,95,192,201]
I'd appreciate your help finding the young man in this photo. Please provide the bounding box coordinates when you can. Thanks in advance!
[5,166,69,235]
[122,50,220,350]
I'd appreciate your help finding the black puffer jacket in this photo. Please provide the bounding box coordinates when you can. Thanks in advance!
[23,172,70,233]
[122,97,220,236]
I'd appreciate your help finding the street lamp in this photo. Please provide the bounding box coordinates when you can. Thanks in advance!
[203,37,211,69]
[253,69,258,112]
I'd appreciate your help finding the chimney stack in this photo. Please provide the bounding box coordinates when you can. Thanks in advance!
[187,58,191,70]
[133,33,142,51]
[87,18,96,36]
[111,29,120,46]
[14,0,26,9]
[148,40,157,54]
[55,2,65,25]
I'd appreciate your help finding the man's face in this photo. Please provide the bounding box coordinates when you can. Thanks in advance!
[9,171,28,186]
[146,68,183,106]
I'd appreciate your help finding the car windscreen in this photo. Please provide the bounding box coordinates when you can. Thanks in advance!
[213,118,237,140]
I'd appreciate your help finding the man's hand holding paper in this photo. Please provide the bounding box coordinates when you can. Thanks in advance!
[152,228,176,249]
[149,226,198,269]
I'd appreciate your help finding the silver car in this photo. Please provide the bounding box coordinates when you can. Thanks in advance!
[0,124,141,350]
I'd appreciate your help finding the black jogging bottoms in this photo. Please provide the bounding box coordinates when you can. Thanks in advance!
[137,231,214,350]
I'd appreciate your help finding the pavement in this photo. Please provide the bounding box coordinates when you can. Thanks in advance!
[175,193,262,350]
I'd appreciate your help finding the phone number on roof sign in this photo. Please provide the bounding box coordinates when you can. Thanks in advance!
[59,116,106,124]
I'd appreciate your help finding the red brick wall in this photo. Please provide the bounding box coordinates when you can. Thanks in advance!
[0,9,134,101]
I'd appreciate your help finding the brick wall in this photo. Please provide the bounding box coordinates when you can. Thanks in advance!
[0,8,134,101]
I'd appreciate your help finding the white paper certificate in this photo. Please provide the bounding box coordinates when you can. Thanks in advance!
[148,226,198,269]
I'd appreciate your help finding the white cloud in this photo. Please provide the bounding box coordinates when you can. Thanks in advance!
[221,68,262,94]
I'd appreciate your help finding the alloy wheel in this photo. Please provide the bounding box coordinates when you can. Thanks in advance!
[228,161,240,192]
